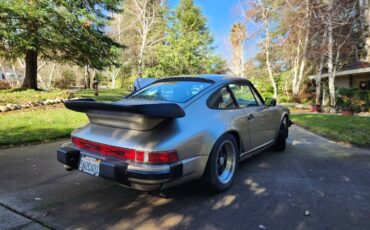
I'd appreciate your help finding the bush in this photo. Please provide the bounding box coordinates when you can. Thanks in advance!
[336,88,370,111]
[54,70,76,89]
[0,80,11,89]
[278,95,293,103]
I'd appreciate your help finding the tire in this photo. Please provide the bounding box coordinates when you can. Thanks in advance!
[273,116,287,151]
[202,134,238,193]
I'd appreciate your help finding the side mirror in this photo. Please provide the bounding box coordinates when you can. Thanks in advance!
[265,98,277,107]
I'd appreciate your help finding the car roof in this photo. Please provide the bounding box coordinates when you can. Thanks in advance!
[156,74,251,85]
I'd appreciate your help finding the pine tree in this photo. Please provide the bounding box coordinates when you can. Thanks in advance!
[0,0,122,89]
[152,0,225,76]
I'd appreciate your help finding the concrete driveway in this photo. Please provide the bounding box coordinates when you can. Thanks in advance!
[0,126,370,230]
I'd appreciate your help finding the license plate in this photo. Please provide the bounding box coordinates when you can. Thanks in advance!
[79,155,101,176]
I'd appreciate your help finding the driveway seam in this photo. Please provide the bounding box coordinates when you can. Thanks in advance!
[0,202,55,230]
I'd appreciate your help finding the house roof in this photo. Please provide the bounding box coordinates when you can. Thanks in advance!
[309,67,370,80]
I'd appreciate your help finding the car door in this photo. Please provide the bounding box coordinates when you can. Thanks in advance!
[207,86,253,151]
[228,82,275,151]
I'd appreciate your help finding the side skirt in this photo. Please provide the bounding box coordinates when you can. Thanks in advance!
[238,140,275,162]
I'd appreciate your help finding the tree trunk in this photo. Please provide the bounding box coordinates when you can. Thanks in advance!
[84,65,90,89]
[293,0,311,100]
[327,0,335,106]
[47,63,56,90]
[22,50,38,89]
[90,69,95,89]
[315,30,328,105]
[265,25,278,98]
[315,77,322,105]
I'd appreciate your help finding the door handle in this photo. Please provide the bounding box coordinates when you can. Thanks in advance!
[247,114,254,120]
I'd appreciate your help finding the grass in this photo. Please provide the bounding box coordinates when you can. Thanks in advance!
[74,88,130,102]
[0,89,73,106]
[291,114,370,147]
[0,106,87,147]
[0,88,130,147]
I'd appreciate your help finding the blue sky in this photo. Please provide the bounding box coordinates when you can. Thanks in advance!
[167,0,260,62]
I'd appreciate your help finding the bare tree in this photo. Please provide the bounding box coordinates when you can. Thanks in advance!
[323,0,360,106]
[124,0,164,75]
[245,0,279,98]
[108,12,124,88]
[291,0,312,99]
[359,0,370,62]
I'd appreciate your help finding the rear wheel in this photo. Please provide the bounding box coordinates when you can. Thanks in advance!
[203,134,238,192]
[273,116,288,151]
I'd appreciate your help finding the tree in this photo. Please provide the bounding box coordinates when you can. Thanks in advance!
[230,23,247,78]
[256,0,313,101]
[310,0,362,106]
[0,0,122,89]
[152,0,225,76]
[245,0,282,98]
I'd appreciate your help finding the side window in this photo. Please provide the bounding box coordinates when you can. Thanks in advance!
[250,87,263,105]
[208,87,236,109]
[229,83,258,108]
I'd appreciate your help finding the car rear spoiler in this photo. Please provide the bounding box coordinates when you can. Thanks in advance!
[64,99,185,119]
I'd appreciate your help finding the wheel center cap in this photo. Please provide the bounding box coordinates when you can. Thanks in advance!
[219,156,225,166]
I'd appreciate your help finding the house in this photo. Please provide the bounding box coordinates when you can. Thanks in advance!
[309,62,370,90]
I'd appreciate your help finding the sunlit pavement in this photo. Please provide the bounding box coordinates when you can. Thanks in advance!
[0,126,370,230]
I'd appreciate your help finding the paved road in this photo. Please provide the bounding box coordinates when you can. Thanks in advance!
[1,126,370,230]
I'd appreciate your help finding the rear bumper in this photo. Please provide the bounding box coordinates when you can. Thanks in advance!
[57,147,183,191]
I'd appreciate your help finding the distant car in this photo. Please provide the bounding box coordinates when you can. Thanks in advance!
[57,75,292,192]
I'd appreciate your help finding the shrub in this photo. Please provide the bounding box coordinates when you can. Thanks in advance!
[336,88,370,111]
[0,80,11,89]
[54,70,76,89]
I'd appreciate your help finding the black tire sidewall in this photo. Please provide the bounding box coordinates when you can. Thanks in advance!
[274,116,287,151]
[204,134,238,192]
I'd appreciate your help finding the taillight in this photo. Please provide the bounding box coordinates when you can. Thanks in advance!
[72,137,179,164]
[148,150,179,164]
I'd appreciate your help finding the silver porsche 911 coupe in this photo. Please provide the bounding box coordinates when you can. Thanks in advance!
[57,75,292,192]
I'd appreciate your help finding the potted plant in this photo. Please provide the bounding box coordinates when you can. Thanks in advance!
[336,88,356,116]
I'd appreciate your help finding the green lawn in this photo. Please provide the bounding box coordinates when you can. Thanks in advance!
[74,88,130,102]
[291,114,370,147]
[0,88,130,147]
[0,106,87,147]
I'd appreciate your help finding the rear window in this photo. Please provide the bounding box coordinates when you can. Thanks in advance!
[130,81,212,103]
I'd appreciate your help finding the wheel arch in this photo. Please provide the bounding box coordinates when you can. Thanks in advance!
[275,112,289,139]
[225,130,243,156]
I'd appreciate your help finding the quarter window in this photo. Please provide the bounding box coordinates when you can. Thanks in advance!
[229,83,258,107]
[208,87,236,109]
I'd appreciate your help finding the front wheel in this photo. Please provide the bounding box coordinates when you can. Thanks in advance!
[202,134,238,193]
[273,116,288,151]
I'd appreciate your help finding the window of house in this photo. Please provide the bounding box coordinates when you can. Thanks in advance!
[359,80,370,90]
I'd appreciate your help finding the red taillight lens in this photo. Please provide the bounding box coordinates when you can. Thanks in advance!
[148,151,179,164]
[72,137,136,161]
[72,137,179,164]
